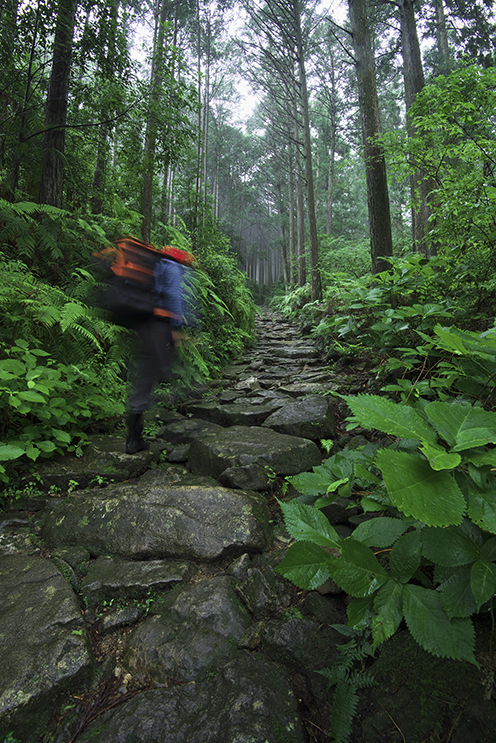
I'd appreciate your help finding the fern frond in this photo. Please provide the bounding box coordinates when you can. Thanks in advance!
[347,669,377,689]
[329,680,359,743]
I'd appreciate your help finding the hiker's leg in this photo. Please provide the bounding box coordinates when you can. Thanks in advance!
[128,318,174,412]
[126,319,174,453]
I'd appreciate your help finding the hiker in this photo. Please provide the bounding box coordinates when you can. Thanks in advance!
[93,237,196,454]
[125,248,194,454]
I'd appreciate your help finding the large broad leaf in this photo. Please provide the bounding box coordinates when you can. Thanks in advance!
[376,449,466,526]
[0,358,25,377]
[328,538,388,598]
[275,541,334,590]
[438,565,477,619]
[421,522,483,566]
[372,579,404,650]
[18,390,46,403]
[426,401,496,451]
[403,584,476,664]
[288,470,333,497]
[278,500,340,548]
[0,444,25,461]
[470,559,496,610]
[389,530,422,583]
[342,395,437,444]
[352,517,407,548]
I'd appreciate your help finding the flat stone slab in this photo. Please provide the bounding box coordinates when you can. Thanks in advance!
[188,425,321,480]
[183,401,277,427]
[32,435,159,490]
[81,555,196,608]
[272,346,318,359]
[0,554,93,740]
[39,483,271,561]
[262,395,336,440]
[159,418,224,445]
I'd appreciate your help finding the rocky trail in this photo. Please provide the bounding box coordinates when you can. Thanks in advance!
[1,307,495,743]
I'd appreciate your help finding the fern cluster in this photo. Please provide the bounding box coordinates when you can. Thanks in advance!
[318,627,376,743]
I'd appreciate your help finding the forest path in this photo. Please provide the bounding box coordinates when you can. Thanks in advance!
[1,308,495,743]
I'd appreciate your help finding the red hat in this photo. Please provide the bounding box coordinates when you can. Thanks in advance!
[159,246,195,265]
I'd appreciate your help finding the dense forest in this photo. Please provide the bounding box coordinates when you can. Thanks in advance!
[2,0,496,707]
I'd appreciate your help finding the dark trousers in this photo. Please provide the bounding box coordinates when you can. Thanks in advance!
[128,317,175,413]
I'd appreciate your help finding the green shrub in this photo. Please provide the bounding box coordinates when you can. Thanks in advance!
[277,392,496,665]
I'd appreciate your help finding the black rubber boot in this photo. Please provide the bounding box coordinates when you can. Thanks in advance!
[125,412,150,455]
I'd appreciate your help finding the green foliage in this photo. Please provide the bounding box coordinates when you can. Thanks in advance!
[319,236,371,279]
[0,199,107,283]
[0,337,125,483]
[318,627,375,743]
[277,392,496,665]
[383,66,496,316]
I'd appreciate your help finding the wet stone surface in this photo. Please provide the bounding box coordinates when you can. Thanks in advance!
[0,307,495,743]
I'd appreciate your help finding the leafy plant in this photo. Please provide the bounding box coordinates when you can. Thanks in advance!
[276,392,496,665]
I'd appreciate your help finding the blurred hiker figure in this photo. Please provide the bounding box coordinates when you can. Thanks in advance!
[93,238,196,454]
[126,246,195,454]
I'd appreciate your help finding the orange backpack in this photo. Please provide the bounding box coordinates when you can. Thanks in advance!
[93,236,193,326]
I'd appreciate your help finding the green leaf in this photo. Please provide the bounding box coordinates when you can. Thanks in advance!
[372,579,404,650]
[342,394,437,444]
[361,497,386,513]
[481,537,496,561]
[465,479,496,534]
[0,444,25,461]
[422,522,483,566]
[0,359,25,376]
[275,541,333,590]
[462,451,496,468]
[389,530,422,583]
[329,538,388,598]
[18,390,45,403]
[438,565,477,619]
[352,517,407,548]
[288,470,331,497]
[403,584,476,664]
[53,429,71,443]
[25,443,40,461]
[427,401,496,451]
[347,596,375,630]
[470,559,496,610]
[376,449,466,526]
[419,443,461,471]
[278,500,340,548]
[37,441,56,453]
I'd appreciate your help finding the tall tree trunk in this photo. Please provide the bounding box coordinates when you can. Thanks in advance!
[294,0,322,301]
[39,0,76,207]
[399,0,432,255]
[348,0,393,274]
[142,0,169,243]
[325,49,337,234]
[11,0,39,195]
[288,148,296,285]
[293,90,306,286]
[433,0,450,75]
[91,122,108,214]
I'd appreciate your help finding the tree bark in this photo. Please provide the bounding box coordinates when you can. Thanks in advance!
[39,0,77,207]
[294,0,322,301]
[142,0,169,243]
[348,0,393,274]
[399,0,437,256]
